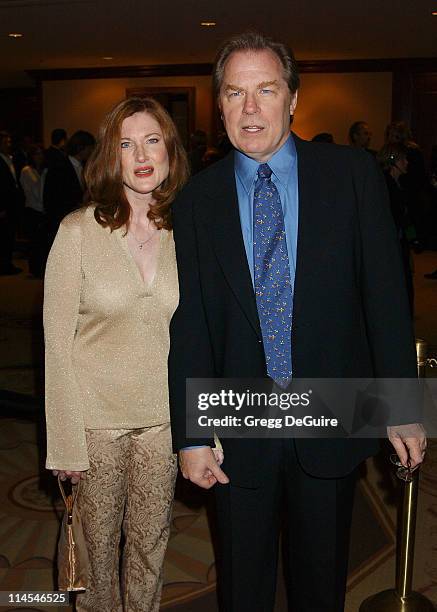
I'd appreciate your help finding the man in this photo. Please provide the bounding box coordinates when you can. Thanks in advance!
[44,129,95,242]
[188,129,208,174]
[349,120,375,155]
[169,32,425,611]
[44,128,67,170]
[0,131,24,275]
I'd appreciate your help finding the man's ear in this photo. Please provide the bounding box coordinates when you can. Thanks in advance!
[290,90,298,116]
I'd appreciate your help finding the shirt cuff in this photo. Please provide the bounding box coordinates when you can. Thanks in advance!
[182,445,209,450]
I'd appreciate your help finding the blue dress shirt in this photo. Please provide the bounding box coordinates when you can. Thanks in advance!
[183,135,299,450]
[235,134,299,288]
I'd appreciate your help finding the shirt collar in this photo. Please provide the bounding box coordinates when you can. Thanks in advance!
[234,134,297,195]
[69,155,82,170]
[0,152,13,164]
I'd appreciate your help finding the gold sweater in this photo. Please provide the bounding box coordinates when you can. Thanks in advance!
[44,206,178,470]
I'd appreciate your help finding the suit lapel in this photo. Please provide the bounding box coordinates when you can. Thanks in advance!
[206,154,262,339]
[0,156,17,187]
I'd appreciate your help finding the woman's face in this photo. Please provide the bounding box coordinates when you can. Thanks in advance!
[120,111,169,199]
[387,126,402,144]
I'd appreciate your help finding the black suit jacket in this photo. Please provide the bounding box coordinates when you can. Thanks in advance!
[44,156,84,232]
[44,146,66,171]
[0,156,24,216]
[169,135,417,485]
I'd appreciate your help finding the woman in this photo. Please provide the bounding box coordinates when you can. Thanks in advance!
[377,142,414,315]
[20,143,47,277]
[44,97,189,611]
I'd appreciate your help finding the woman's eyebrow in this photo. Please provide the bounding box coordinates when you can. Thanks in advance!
[120,132,160,139]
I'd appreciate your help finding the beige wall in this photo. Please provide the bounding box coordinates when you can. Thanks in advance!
[42,75,213,147]
[42,71,392,151]
[293,72,392,150]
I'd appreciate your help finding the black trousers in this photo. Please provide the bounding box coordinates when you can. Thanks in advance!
[0,213,17,272]
[214,439,357,612]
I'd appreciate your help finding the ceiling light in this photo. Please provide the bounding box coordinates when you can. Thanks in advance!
[8,33,23,38]
[200,21,216,27]
[102,56,114,60]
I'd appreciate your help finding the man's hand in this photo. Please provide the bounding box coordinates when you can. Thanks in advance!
[179,447,229,489]
[212,447,224,466]
[387,423,427,469]
[52,470,86,485]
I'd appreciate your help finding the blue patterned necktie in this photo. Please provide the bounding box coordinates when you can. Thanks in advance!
[253,163,293,388]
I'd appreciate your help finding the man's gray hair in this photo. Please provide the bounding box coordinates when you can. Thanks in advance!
[213,31,300,97]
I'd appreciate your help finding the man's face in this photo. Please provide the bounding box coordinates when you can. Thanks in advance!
[219,49,297,163]
[79,144,94,163]
[355,124,371,149]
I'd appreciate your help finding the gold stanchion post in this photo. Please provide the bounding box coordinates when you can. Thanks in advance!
[359,339,433,611]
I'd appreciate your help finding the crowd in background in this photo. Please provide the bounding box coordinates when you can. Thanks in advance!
[0,119,436,294]
[0,128,95,277]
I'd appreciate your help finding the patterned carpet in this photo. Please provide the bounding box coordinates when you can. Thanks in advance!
[0,252,437,611]
[0,414,399,611]
[1,412,437,611]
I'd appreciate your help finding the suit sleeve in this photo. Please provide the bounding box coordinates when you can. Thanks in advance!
[355,153,419,424]
[44,213,89,470]
[169,188,215,451]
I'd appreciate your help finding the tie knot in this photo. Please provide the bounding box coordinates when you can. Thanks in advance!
[257,163,272,180]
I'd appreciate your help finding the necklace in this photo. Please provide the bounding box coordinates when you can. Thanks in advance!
[128,228,157,250]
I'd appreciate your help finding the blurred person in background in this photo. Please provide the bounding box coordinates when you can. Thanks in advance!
[0,130,24,275]
[385,120,428,252]
[188,129,207,175]
[20,143,48,278]
[424,145,437,279]
[44,97,189,612]
[45,128,67,169]
[348,121,375,155]
[202,146,222,167]
[377,143,414,314]
[44,129,95,243]
[12,135,33,179]
[312,132,334,143]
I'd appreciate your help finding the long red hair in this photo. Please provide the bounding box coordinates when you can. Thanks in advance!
[85,96,189,231]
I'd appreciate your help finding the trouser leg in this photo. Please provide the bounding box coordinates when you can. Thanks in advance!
[75,430,129,612]
[283,440,357,612]
[121,423,177,612]
[0,216,15,271]
[214,442,283,612]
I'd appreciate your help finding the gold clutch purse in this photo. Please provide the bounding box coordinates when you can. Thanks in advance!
[57,476,89,591]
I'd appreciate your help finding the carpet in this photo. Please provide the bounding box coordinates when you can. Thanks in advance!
[0,413,419,612]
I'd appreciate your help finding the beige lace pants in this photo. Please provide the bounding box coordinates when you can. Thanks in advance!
[75,423,177,612]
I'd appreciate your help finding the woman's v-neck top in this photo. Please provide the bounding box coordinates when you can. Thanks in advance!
[44,205,179,470]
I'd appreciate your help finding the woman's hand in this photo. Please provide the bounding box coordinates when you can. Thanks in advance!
[52,470,86,485]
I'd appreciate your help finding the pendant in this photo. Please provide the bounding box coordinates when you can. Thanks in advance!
[139,244,143,250]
